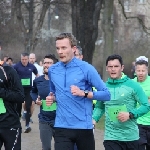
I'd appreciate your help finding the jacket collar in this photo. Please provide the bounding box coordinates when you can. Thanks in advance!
[107,73,129,84]
[60,57,79,68]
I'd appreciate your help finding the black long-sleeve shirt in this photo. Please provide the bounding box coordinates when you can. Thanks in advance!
[0,66,25,128]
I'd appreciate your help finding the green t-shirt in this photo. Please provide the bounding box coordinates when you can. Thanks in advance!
[133,76,150,125]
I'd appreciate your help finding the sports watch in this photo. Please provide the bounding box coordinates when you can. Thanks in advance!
[84,90,89,98]
[129,112,134,119]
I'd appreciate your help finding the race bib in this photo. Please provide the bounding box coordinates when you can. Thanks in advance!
[108,105,127,122]
[0,98,6,114]
[42,100,56,111]
[21,78,30,86]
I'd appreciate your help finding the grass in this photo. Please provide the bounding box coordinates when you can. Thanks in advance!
[95,115,105,130]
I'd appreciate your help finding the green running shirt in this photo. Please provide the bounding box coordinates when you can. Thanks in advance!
[133,76,150,125]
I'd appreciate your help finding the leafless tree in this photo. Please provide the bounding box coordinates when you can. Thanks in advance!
[71,0,104,64]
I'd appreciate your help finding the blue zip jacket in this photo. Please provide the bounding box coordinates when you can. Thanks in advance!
[30,75,56,125]
[48,57,110,129]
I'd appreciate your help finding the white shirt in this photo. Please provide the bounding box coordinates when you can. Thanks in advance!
[32,62,43,85]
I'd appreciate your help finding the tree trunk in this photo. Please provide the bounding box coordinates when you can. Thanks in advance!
[11,0,16,25]
[71,0,103,64]
[15,0,50,53]
[102,0,114,81]
[25,0,34,53]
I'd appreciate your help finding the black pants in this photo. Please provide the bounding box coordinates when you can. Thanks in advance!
[138,124,150,150]
[54,128,95,150]
[0,128,21,150]
[24,87,32,126]
[103,140,138,150]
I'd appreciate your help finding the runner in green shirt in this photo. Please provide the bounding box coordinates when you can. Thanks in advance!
[133,57,150,150]
[92,54,150,150]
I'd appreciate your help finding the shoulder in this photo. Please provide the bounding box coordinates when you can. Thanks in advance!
[34,63,42,69]
[49,62,61,70]
[125,78,143,92]
[73,58,95,70]
[3,65,16,73]
[34,75,44,82]
[28,63,37,69]
[13,62,21,68]
[146,76,150,82]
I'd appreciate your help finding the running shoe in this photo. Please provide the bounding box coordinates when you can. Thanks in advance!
[24,127,31,133]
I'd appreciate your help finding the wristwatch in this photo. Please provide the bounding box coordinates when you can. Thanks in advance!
[129,112,134,119]
[84,90,89,98]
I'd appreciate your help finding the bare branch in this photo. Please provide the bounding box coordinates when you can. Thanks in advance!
[118,0,150,34]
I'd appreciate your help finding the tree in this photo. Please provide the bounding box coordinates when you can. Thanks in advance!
[71,0,104,64]
[102,0,114,81]
[15,0,51,53]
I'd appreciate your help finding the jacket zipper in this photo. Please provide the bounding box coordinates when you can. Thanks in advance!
[64,65,66,87]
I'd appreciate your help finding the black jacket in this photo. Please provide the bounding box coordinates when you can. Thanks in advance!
[0,66,25,128]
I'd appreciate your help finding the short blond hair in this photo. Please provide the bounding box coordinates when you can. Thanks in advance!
[55,33,77,47]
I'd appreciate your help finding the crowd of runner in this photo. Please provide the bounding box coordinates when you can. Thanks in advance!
[0,32,149,150]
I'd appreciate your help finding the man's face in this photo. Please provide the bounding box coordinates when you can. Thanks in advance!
[43,58,54,74]
[135,64,148,82]
[29,54,36,64]
[3,57,8,62]
[75,49,83,60]
[56,38,76,64]
[6,59,13,66]
[106,59,124,79]
[21,56,29,66]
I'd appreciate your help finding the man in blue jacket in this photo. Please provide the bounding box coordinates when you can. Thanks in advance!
[46,32,111,150]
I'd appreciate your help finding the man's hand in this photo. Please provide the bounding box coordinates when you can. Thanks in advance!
[70,85,84,97]
[117,112,130,122]
[36,96,42,106]
[46,92,54,106]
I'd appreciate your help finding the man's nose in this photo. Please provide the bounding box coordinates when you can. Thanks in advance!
[57,49,63,53]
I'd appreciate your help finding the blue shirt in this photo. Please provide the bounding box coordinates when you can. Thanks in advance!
[14,61,38,87]
[30,75,56,124]
[48,57,110,129]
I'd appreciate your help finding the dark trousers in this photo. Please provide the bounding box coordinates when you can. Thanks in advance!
[103,140,138,150]
[138,124,150,150]
[54,128,95,150]
[24,87,32,126]
[39,122,55,150]
[0,128,21,150]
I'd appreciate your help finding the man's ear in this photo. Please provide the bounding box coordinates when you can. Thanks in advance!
[80,55,83,59]
[106,66,108,71]
[72,46,77,53]
[121,65,124,71]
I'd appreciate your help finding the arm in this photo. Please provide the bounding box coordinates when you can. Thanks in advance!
[131,84,150,118]
[118,83,150,122]
[0,67,25,103]
[71,65,110,101]
[33,65,39,77]
[30,79,38,102]
[48,69,56,94]
[92,101,105,122]
[86,65,110,101]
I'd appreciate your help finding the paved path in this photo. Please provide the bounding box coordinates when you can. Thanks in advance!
[21,105,105,150]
